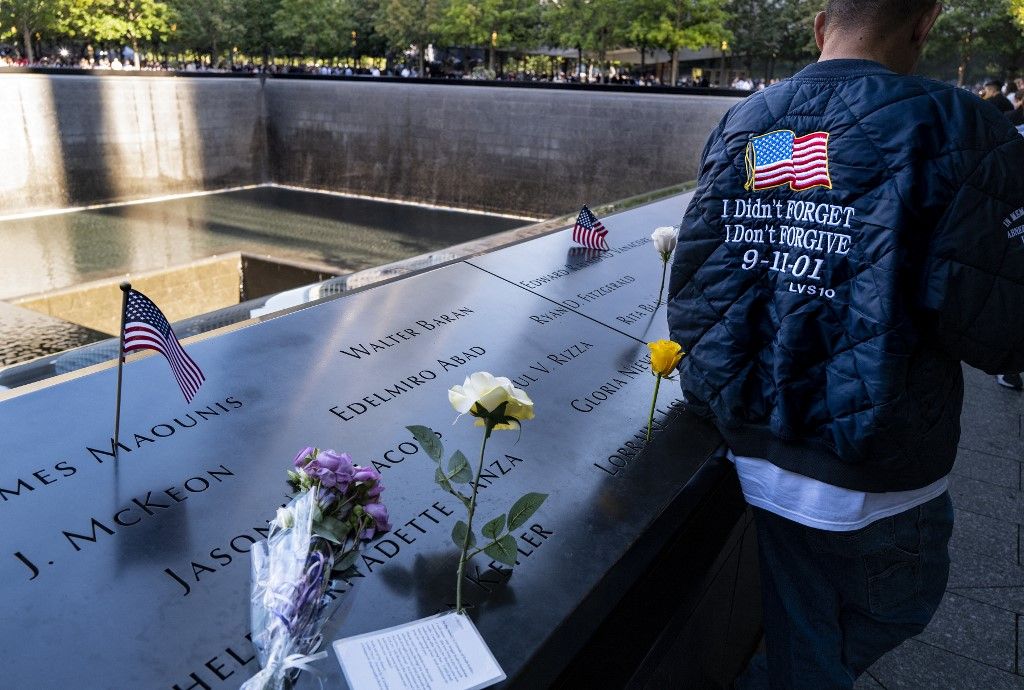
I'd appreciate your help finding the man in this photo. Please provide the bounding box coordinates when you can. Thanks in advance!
[983,78,1015,113]
[667,1,1024,688]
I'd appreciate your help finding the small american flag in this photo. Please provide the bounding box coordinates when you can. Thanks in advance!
[745,130,832,192]
[572,205,609,250]
[123,289,205,402]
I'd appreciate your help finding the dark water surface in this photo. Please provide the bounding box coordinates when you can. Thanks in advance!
[0,186,528,300]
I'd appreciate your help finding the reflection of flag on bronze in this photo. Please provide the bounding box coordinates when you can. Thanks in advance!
[123,289,205,402]
[572,205,609,250]
[566,246,604,265]
[745,130,832,192]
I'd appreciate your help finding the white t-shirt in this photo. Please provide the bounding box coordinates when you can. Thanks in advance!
[729,451,948,531]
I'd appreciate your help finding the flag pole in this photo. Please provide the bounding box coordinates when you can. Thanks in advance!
[113,282,131,459]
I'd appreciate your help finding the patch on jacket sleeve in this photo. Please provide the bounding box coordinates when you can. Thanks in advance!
[1005,207,1024,244]
[745,130,832,192]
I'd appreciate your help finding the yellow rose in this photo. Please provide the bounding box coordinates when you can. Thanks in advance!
[448,372,535,430]
[648,340,684,378]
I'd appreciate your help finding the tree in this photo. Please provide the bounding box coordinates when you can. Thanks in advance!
[625,0,667,75]
[231,0,282,66]
[1010,0,1024,33]
[5,0,62,62]
[726,0,816,82]
[649,0,731,85]
[67,0,171,67]
[438,0,541,72]
[347,0,389,66]
[929,0,1012,85]
[545,0,627,78]
[375,0,446,74]
[273,0,351,58]
[170,0,243,66]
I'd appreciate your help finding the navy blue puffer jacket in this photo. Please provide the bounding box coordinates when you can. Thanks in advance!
[668,59,1024,492]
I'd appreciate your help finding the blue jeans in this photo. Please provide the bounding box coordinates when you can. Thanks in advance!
[737,492,954,689]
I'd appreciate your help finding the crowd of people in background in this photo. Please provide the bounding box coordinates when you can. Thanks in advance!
[2,46,1020,106]
[0,51,738,88]
[0,47,796,92]
[981,77,1024,129]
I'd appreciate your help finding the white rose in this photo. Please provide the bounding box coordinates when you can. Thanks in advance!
[448,371,534,429]
[651,226,678,258]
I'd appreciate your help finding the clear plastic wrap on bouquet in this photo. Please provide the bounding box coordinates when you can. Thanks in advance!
[242,447,392,690]
[242,489,333,690]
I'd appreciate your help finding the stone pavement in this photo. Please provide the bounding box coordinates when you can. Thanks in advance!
[854,365,1024,689]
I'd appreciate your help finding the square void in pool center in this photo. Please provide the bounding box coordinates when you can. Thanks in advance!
[0,186,529,301]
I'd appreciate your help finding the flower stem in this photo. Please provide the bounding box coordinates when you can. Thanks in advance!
[646,375,663,442]
[456,425,491,614]
[656,258,668,308]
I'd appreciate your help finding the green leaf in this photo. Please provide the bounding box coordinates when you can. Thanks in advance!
[406,425,443,461]
[313,515,351,544]
[483,535,518,566]
[508,492,548,531]
[447,450,472,484]
[334,550,358,571]
[434,467,453,493]
[451,520,476,549]
[313,528,340,544]
[481,514,506,540]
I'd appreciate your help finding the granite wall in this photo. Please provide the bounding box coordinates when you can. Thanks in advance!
[0,74,267,214]
[1,74,740,218]
[264,80,739,217]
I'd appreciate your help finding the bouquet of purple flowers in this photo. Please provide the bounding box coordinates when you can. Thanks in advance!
[242,447,391,690]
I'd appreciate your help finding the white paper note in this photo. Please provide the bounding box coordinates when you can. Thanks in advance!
[333,612,507,690]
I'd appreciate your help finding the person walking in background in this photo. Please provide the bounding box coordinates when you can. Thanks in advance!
[1008,88,1024,127]
[667,0,1024,687]
[983,78,1015,113]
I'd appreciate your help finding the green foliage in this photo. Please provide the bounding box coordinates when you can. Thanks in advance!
[481,513,506,539]
[11,0,1022,83]
[231,0,283,59]
[168,0,243,61]
[648,0,731,54]
[70,0,171,47]
[929,0,1024,83]
[507,492,547,530]
[438,0,541,69]
[410,423,548,612]
[374,0,445,69]
[272,0,352,56]
[406,425,443,461]
[545,0,628,62]
[1013,0,1024,30]
[347,0,389,62]
[482,534,518,565]
[313,514,352,544]
[452,520,476,549]
[6,0,65,61]
[625,0,667,54]
[446,450,473,484]
[726,0,817,78]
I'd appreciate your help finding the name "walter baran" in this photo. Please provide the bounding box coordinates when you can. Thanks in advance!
[338,308,475,360]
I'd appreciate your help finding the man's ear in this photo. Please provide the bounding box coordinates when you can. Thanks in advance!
[814,11,828,51]
[913,3,943,46]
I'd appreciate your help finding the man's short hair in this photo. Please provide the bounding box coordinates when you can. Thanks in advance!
[825,0,938,31]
